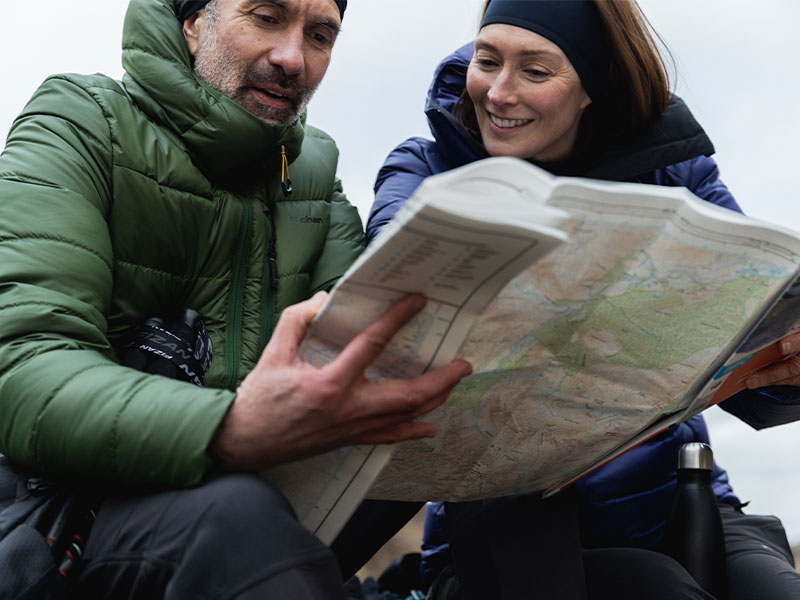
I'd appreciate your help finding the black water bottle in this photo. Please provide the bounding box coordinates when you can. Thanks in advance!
[665,442,728,599]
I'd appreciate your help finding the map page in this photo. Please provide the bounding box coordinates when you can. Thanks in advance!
[264,157,570,542]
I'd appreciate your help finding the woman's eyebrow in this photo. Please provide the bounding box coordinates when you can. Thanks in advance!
[475,40,559,60]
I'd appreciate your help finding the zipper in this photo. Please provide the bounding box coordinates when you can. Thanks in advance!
[281,145,293,196]
[222,197,254,390]
[260,202,278,350]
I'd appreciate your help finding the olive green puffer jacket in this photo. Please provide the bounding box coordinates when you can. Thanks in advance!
[0,0,365,487]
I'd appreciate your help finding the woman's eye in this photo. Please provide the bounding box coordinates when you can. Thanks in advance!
[475,59,499,68]
[525,69,549,78]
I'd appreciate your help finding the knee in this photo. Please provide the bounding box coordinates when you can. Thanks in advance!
[585,548,710,600]
[81,476,339,598]
[199,474,296,533]
[193,474,326,557]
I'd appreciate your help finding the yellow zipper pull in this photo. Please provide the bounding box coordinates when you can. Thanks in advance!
[281,145,293,196]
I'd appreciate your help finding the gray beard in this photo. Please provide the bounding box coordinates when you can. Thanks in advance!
[193,28,315,125]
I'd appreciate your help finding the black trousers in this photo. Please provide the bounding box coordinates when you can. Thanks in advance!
[444,490,589,599]
[72,474,347,600]
[718,503,800,600]
[583,504,800,600]
[442,494,800,600]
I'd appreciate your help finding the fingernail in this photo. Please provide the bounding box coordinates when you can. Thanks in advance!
[781,341,792,354]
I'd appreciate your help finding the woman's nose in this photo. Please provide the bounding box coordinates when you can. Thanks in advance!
[486,69,517,106]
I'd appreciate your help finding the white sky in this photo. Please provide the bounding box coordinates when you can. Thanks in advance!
[3,1,800,544]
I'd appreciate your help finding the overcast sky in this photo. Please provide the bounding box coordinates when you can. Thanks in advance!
[3,1,800,544]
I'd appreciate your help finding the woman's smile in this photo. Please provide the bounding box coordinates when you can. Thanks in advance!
[487,112,534,130]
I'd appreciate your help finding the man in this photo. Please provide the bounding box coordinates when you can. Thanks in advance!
[0,0,471,597]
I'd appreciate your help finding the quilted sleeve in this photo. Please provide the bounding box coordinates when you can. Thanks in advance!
[367,137,436,245]
[0,76,233,487]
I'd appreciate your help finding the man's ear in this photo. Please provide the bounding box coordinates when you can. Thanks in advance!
[183,11,206,57]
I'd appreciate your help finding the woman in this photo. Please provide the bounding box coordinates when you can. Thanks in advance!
[367,1,800,598]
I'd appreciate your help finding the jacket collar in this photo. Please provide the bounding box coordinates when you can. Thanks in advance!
[579,99,715,181]
[120,0,304,184]
[424,43,715,182]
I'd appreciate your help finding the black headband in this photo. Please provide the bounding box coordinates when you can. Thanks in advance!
[481,0,610,101]
[176,0,347,22]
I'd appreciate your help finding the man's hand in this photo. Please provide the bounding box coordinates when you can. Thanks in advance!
[745,331,800,389]
[211,292,472,471]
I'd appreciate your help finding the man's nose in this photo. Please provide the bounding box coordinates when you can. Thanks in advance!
[487,69,518,106]
[268,28,305,77]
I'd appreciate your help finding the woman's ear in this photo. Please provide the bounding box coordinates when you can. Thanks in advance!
[183,11,206,57]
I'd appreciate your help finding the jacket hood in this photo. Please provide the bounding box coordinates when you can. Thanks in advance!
[423,43,486,170]
[424,43,715,181]
[120,0,304,183]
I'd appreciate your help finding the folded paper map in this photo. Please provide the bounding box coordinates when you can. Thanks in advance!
[263,157,800,544]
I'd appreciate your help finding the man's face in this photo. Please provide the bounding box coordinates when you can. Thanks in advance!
[184,0,341,124]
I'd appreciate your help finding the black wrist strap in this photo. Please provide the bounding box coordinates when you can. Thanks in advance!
[124,320,212,387]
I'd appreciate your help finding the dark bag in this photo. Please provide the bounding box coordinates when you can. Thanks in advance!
[440,490,587,600]
[0,457,98,599]
[0,308,212,598]
[425,564,462,600]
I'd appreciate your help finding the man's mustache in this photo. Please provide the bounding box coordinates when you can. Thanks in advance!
[243,66,310,104]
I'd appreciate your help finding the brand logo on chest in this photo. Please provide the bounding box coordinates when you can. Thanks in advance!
[290,216,324,224]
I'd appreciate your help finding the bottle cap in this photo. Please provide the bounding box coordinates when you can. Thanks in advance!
[678,442,714,471]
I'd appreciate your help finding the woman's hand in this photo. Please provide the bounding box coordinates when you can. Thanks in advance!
[745,331,800,389]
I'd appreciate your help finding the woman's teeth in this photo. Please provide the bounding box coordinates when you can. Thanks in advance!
[489,114,532,128]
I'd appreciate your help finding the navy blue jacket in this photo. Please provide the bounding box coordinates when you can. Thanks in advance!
[367,44,800,566]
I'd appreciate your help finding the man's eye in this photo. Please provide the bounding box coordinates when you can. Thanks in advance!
[255,13,277,24]
[310,31,333,46]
